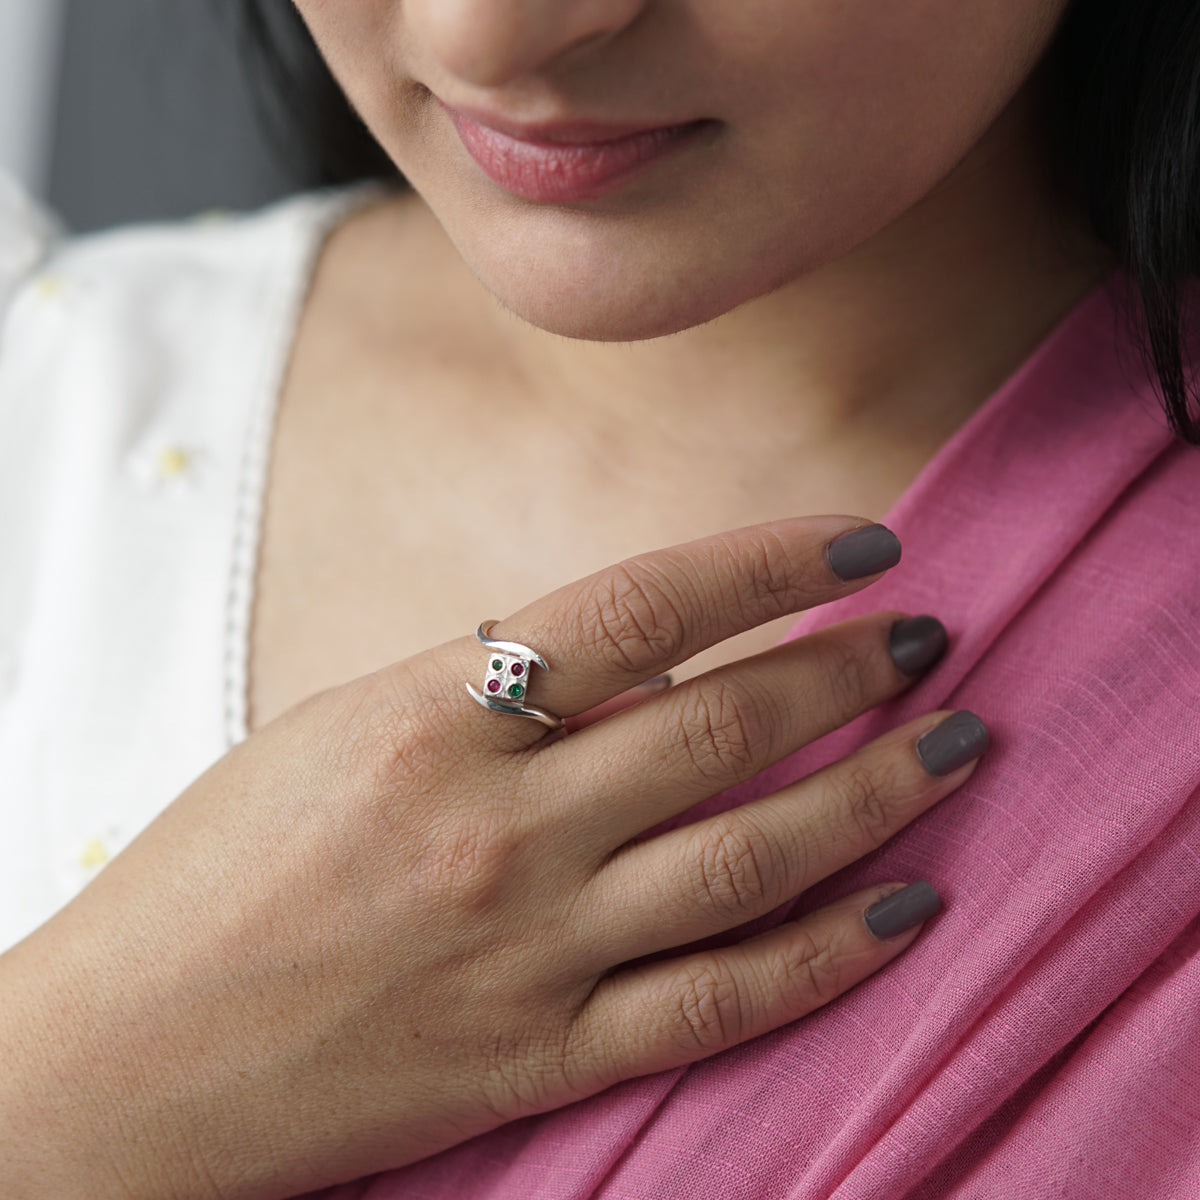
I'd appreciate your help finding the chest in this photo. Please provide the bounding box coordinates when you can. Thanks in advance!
[245,388,821,734]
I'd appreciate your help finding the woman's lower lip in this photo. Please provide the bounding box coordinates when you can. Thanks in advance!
[445,108,711,204]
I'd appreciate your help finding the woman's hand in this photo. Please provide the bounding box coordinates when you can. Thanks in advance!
[0,516,986,1200]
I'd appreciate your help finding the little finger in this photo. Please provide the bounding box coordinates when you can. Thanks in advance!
[571,880,941,1092]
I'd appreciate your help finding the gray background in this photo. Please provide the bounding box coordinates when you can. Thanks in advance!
[47,0,310,232]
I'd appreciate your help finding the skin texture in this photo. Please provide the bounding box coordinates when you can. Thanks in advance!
[0,2,1113,1197]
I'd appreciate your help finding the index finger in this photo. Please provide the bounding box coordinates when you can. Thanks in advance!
[459,516,901,747]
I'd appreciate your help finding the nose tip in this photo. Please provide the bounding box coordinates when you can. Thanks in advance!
[409,0,647,90]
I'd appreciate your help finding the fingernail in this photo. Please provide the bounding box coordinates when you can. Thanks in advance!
[826,524,902,582]
[864,880,941,940]
[889,615,948,677]
[916,710,989,776]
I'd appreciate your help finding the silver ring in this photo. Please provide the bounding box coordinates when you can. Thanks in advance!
[465,621,565,731]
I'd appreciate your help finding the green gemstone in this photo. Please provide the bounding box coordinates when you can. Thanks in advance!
[491,659,503,671]
[508,683,525,699]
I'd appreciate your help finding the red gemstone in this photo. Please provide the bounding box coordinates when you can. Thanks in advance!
[487,679,502,694]
[511,662,526,677]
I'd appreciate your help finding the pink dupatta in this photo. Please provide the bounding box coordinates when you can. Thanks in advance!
[310,273,1200,1199]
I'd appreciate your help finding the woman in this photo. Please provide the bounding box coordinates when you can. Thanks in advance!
[1,1,1198,1197]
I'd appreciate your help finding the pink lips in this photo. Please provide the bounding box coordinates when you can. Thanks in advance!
[442,103,710,203]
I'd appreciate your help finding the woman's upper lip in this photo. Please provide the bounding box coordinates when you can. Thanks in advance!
[436,98,698,146]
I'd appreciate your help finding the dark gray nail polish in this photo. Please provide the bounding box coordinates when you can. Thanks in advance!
[864,880,941,940]
[889,615,948,677]
[916,710,989,776]
[826,524,902,582]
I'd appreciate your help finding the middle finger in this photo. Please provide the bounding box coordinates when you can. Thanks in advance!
[542,610,948,846]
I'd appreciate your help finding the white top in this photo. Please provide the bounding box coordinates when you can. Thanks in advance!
[0,175,372,951]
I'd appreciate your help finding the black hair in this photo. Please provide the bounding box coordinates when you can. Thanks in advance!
[232,0,1200,443]
[1047,0,1200,442]
[228,0,400,188]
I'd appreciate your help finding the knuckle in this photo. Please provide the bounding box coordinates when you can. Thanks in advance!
[724,527,801,626]
[558,1012,612,1101]
[301,667,446,788]
[578,560,691,675]
[361,666,461,789]
[478,1029,561,1122]
[783,926,847,1008]
[832,760,899,850]
[692,818,781,921]
[817,635,879,719]
[431,814,509,888]
[671,961,745,1053]
[412,809,534,926]
[317,669,536,886]
[674,678,765,787]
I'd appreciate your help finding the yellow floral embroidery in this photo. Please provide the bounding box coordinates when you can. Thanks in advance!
[156,446,191,479]
[78,838,111,870]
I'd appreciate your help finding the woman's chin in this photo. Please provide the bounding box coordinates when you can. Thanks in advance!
[498,296,717,344]
[476,265,770,344]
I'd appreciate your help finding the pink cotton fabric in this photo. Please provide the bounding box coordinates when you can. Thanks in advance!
[307,273,1200,1199]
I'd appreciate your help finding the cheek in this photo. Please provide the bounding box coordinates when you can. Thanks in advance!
[292,1,407,111]
[614,0,1067,307]
[729,0,1061,209]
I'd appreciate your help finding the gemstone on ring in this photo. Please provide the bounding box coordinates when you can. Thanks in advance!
[465,620,564,731]
[483,651,528,699]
